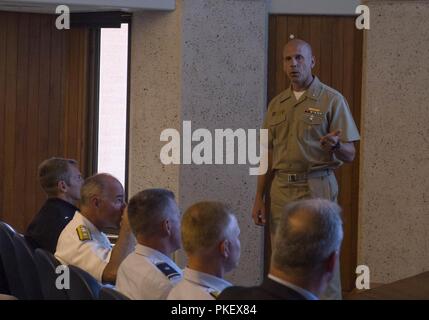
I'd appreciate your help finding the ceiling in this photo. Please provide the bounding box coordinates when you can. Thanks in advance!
[0,0,175,13]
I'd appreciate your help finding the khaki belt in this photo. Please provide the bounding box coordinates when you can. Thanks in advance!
[276,169,333,183]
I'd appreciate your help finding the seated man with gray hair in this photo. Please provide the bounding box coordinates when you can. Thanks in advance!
[116,189,183,299]
[55,173,136,284]
[167,201,241,300]
[219,198,343,300]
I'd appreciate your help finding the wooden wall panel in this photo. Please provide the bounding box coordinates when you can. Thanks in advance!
[4,13,18,232]
[0,15,7,225]
[16,14,30,228]
[24,14,41,225]
[36,14,52,228]
[267,15,363,292]
[0,11,93,232]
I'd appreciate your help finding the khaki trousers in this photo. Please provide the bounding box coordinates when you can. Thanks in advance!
[269,171,342,300]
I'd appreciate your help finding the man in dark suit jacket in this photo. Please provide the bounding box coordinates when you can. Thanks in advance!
[219,198,343,300]
[25,157,83,253]
[218,277,307,300]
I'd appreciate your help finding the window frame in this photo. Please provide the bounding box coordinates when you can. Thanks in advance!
[85,12,132,200]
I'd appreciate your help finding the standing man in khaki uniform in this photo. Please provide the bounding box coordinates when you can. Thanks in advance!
[252,39,360,300]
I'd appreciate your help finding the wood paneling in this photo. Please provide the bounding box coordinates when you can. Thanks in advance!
[267,15,363,292]
[0,15,6,227]
[0,11,93,232]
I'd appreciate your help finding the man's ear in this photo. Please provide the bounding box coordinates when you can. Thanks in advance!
[220,239,230,259]
[325,251,338,274]
[57,180,67,193]
[311,55,315,69]
[163,219,171,236]
[90,195,100,209]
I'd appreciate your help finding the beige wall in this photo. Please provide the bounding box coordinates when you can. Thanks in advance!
[129,0,267,286]
[129,0,429,287]
[128,5,182,198]
[269,0,361,15]
[359,0,429,283]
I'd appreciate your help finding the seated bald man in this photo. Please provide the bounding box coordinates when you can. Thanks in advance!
[55,173,136,284]
[219,199,343,300]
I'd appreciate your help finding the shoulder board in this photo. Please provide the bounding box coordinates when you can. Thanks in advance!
[76,225,92,241]
[155,262,181,280]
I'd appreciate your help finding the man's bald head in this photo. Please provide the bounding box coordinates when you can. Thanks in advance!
[272,199,343,276]
[284,39,313,57]
[80,173,125,230]
[282,39,315,90]
[80,173,121,206]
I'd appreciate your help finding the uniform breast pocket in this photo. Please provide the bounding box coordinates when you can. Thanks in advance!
[300,113,325,139]
[269,114,288,145]
[300,113,324,126]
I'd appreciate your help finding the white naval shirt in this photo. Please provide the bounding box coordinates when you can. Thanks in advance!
[55,211,112,282]
[116,244,182,300]
[167,267,232,300]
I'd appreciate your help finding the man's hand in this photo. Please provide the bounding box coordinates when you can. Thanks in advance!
[320,129,341,152]
[102,205,135,284]
[252,196,266,226]
[120,206,132,232]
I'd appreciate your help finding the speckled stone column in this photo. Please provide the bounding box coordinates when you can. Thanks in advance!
[129,0,268,286]
[128,5,182,198]
[359,0,429,283]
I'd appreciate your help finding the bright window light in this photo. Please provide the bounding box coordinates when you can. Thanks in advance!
[97,23,128,187]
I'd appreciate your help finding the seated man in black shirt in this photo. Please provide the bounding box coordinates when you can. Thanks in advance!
[25,157,83,253]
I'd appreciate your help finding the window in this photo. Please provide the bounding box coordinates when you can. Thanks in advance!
[97,23,129,187]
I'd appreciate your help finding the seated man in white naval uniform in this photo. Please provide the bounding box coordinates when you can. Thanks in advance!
[167,201,241,300]
[116,189,183,299]
[55,173,136,284]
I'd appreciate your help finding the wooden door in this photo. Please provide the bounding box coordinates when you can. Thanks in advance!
[267,15,363,292]
[0,11,96,232]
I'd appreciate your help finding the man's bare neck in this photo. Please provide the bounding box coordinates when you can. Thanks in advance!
[292,75,314,92]
[54,194,78,207]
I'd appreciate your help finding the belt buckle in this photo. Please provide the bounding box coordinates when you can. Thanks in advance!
[287,174,297,183]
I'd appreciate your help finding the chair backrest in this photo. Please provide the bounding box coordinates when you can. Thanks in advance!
[0,221,11,295]
[0,257,10,295]
[0,221,26,299]
[98,286,130,300]
[12,234,44,299]
[68,265,102,300]
[34,249,69,300]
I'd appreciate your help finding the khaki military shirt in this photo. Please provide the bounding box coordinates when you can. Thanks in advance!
[263,76,360,172]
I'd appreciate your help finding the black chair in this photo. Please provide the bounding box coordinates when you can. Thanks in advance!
[98,286,130,300]
[0,221,26,299]
[34,248,69,300]
[68,265,102,300]
[0,258,10,295]
[0,221,11,295]
[12,234,44,299]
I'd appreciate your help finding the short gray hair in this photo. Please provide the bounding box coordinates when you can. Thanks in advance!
[181,201,235,255]
[80,173,117,206]
[272,199,343,275]
[127,189,176,237]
